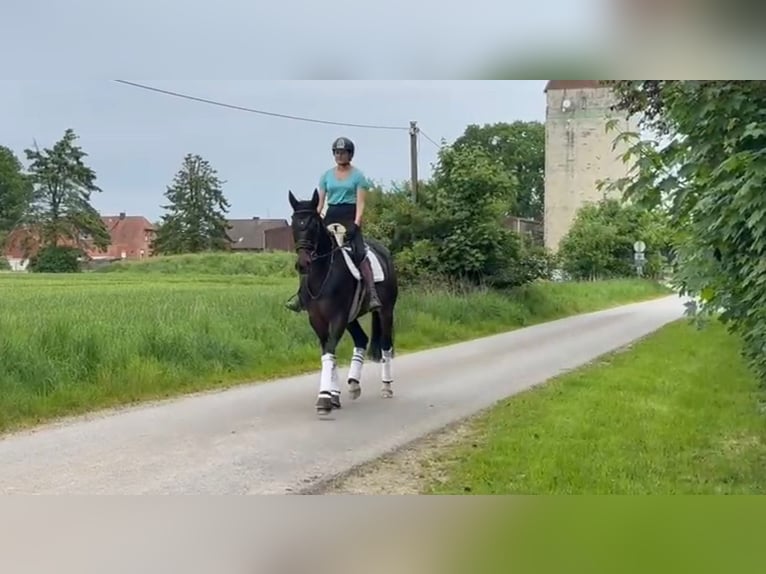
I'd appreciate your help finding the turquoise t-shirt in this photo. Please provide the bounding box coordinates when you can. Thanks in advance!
[319,167,369,205]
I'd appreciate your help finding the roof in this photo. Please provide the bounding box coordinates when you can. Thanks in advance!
[227,217,289,250]
[544,80,605,92]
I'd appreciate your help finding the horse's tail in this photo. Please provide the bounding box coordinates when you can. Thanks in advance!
[369,311,383,362]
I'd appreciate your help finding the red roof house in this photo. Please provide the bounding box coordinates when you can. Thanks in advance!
[91,213,156,260]
[2,212,156,264]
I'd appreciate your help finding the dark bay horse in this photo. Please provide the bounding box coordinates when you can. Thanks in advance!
[288,189,399,416]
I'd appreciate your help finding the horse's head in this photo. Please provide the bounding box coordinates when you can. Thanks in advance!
[288,188,328,272]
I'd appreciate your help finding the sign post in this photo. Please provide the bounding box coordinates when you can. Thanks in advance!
[633,240,646,277]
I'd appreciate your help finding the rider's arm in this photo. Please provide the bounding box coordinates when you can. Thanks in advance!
[355,178,367,227]
[317,171,327,215]
[354,170,372,226]
[317,187,326,215]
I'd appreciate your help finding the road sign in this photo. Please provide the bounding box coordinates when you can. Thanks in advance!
[634,250,646,277]
[633,241,646,253]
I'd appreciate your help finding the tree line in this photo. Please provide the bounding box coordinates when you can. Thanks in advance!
[2,116,672,286]
[0,121,552,275]
[0,129,233,271]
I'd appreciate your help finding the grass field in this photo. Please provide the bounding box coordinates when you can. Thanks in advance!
[0,252,670,433]
[425,319,766,494]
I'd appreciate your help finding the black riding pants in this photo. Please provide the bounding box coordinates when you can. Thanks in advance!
[324,203,366,266]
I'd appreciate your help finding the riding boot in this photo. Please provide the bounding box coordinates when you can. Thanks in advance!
[360,257,382,312]
[285,274,307,313]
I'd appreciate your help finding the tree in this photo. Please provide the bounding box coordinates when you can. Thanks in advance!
[452,121,545,220]
[151,153,232,255]
[430,143,516,278]
[23,128,110,252]
[391,143,527,285]
[363,180,443,254]
[604,80,766,385]
[0,145,32,243]
[363,141,556,288]
[557,198,672,280]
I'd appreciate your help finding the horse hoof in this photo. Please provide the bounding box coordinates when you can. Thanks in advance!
[330,392,342,409]
[380,382,393,399]
[316,394,333,415]
[348,379,362,400]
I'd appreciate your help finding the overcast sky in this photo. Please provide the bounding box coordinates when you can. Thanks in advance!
[1,80,550,222]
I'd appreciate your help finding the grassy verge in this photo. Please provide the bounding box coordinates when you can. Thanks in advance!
[425,319,766,494]
[94,250,297,277]
[0,253,669,434]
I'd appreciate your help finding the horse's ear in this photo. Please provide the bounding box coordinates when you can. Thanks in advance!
[311,188,319,208]
[288,190,299,211]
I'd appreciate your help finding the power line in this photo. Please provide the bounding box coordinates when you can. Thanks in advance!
[112,80,410,131]
[113,80,448,204]
[419,129,442,149]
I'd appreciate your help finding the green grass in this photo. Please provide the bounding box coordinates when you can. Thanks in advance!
[95,250,297,277]
[425,319,766,494]
[0,252,669,433]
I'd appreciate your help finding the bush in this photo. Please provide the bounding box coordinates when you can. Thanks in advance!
[28,245,84,273]
[557,198,672,280]
[506,240,558,285]
[393,239,442,287]
[0,257,10,271]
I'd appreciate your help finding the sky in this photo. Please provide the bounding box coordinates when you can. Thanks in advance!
[5,0,747,225]
[1,80,550,222]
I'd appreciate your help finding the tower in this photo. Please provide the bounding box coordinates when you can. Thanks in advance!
[543,80,638,253]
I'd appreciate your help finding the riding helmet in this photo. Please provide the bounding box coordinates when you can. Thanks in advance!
[331,137,355,158]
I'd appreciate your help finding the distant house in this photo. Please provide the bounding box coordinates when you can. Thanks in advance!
[226,217,294,252]
[1,212,156,270]
[2,227,40,271]
[87,213,156,262]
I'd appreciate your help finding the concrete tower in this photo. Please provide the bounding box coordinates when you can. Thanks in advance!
[543,80,638,252]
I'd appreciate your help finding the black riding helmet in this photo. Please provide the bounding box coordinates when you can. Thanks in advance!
[332,137,355,160]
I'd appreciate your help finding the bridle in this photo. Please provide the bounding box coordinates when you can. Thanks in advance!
[292,208,342,299]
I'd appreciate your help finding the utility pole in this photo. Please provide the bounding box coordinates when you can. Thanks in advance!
[409,120,419,202]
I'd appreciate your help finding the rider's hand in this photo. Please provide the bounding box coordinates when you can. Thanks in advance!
[345,222,358,241]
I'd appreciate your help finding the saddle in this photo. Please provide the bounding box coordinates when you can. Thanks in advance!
[326,223,385,283]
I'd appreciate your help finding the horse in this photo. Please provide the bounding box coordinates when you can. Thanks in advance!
[288,189,399,417]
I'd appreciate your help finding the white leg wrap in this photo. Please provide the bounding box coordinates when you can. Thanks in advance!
[330,360,340,394]
[381,349,393,382]
[347,347,365,382]
[320,353,336,394]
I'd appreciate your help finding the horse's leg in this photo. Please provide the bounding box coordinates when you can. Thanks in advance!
[308,311,335,415]
[378,305,395,399]
[345,318,369,400]
[316,311,348,415]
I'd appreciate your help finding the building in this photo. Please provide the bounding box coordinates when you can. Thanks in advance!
[504,215,543,245]
[543,80,638,252]
[226,217,294,252]
[1,213,155,270]
[90,213,156,261]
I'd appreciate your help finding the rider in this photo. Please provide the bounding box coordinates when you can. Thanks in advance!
[286,136,382,313]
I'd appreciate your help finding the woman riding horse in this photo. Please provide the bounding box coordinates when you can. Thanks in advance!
[285,136,382,313]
